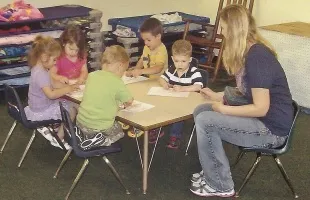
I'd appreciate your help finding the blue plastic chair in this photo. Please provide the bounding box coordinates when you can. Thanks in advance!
[0,84,64,167]
[54,102,130,200]
[233,100,300,198]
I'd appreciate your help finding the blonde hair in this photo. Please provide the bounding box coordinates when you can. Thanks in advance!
[27,35,61,67]
[220,5,276,75]
[172,40,192,57]
[101,45,130,65]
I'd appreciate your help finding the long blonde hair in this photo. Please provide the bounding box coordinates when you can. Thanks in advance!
[27,35,61,67]
[219,5,276,75]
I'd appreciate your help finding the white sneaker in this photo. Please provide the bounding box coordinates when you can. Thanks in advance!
[191,170,204,183]
[190,180,235,197]
[50,138,71,150]
[37,127,53,142]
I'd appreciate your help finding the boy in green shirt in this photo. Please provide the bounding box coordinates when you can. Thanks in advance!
[76,45,133,150]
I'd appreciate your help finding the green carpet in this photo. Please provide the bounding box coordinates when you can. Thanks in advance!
[0,86,309,200]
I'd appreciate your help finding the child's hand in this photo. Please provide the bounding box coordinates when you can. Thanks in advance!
[131,69,142,77]
[77,78,85,85]
[162,82,172,90]
[69,84,79,92]
[173,85,183,92]
[59,76,69,84]
[125,70,133,77]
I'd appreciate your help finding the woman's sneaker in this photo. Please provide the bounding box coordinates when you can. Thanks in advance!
[191,170,204,183]
[37,127,53,142]
[190,180,235,198]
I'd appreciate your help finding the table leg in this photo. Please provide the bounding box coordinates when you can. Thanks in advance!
[143,130,148,194]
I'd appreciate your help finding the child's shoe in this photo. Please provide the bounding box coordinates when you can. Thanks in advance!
[148,129,165,144]
[166,136,181,149]
[37,127,53,142]
[190,180,235,198]
[127,127,144,138]
[119,121,130,131]
[50,138,72,150]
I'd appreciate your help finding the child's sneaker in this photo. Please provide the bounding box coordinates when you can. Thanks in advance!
[50,138,72,150]
[149,129,165,144]
[190,180,235,198]
[37,127,53,142]
[127,128,144,138]
[191,170,204,183]
[119,122,130,131]
[166,136,181,149]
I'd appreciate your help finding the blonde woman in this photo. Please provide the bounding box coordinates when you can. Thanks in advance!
[190,5,293,197]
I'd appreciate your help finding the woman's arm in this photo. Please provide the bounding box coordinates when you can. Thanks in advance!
[214,88,270,117]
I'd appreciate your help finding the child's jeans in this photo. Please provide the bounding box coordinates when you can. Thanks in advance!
[170,121,184,138]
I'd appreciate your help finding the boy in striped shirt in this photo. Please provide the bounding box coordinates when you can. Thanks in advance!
[159,40,205,148]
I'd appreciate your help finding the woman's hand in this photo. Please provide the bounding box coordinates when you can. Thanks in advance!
[200,88,223,102]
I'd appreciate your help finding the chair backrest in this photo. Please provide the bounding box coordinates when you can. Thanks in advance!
[4,84,28,125]
[280,100,300,154]
[191,58,209,87]
[211,0,255,41]
[60,103,80,150]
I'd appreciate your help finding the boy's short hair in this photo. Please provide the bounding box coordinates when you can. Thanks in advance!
[172,40,192,57]
[140,18,163,36]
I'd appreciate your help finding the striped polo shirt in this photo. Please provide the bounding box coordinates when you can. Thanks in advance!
[161,62,204,87]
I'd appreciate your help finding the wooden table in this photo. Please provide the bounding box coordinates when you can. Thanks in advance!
[259,22,310,109]
[66,78,210,194]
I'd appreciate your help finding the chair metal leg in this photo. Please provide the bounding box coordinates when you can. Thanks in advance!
[185,125,195,156]
[18,130,36,168]
[103,156,130,194]
[134,128,143,169]
[148,127,162,172]
[54,148,73,178]
[0,120,17,153]
[235,153,262,198]
[273,155,299,198]
[231,150,245,169]
[65,159,89,200]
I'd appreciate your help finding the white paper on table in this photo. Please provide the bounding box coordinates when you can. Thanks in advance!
[121,75,149,84]
[121,100,154,113]
[147,87,189,97]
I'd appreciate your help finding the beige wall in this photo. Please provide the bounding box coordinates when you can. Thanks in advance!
[174,0,310,26]
[2,0,310,29]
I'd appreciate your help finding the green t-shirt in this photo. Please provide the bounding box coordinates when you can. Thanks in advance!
[77,70,132,130]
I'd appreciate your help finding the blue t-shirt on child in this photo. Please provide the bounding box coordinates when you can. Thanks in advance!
[243,44,293,137]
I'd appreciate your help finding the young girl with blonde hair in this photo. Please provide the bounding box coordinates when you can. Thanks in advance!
[25,35,77,150]
[190,5,293,197]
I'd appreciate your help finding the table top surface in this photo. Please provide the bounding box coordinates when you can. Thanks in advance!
[260,22,310,38]
[66,79,210,130]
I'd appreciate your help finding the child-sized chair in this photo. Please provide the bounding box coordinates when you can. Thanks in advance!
[0,84,66,167]
[54,102,130,200]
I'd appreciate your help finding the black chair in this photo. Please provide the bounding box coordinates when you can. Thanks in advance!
[54,102,130,200]
[0,84,65,167]
[233,100,300,198]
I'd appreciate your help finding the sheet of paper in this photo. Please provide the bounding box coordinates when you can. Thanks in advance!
[147,87,189,98]
[122,75,149,84]
[120,100,154,113]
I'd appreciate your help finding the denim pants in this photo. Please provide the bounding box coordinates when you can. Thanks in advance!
[170,121,184,138]
[193,103,286,192]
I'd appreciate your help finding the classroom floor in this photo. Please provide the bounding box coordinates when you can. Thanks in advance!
[0,83,309,200]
